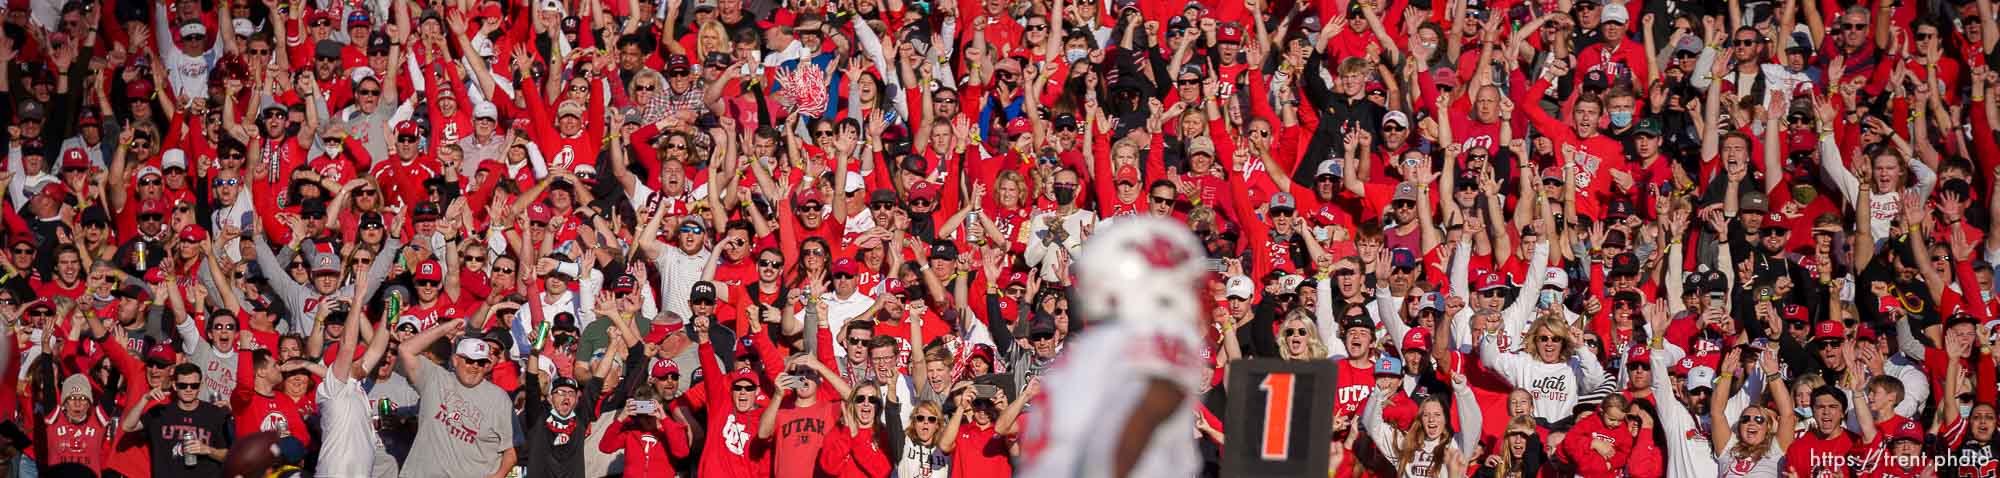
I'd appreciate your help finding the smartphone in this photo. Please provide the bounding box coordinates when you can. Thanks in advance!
[633,400,659,415]
[973,384,1001,399]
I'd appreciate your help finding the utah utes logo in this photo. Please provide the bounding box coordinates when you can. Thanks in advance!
[1132,236,1190,268]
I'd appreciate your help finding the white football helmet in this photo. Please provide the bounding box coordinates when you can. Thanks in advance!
[1072,217,1208,324]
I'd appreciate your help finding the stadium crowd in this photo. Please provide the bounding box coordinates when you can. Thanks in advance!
[0,0,1994,476]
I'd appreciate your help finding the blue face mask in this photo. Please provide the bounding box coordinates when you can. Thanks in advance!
[1538,290,1562,309]
[1794,406,1813,419]
[1963,404,1975,418]
[1065,48,1088,64]
[1609,111,1634,128]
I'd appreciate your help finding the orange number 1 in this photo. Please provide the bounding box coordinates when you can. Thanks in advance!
[1259,373,1296,460]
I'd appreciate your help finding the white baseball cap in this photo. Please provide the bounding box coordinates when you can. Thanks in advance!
[455,337,492,361]
[1602,3,1631,24]
[1543,268,1569,291]
[1684,366,1716,391]
[1225,275,1255,300]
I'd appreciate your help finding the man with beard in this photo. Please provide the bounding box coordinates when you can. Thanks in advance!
[1643,302,1719,478]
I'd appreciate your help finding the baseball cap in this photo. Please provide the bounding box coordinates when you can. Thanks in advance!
[1187,137,1216,157]
[1383,110,1410,128]
[1633,117,1663,137]
[1269,192,1297,212]
[1389,248,1418,270]
[832,258,861,276]
[650,357,681,378]
[1887,419,1925,444]
[1374,356,1405,376]
[1543,268,1569,290]
[455,338,493,361]
[690,281,719,302]
[1601,3,1630,23]
[1813,321,1847,342]
[1225,275,1255,300]
[1403,327,1431,352]
[1684,365,1717,391]
[1783,304,1810,323]
[415,260,443,282]
[610,274,637,293]
[1741,191,1770,213]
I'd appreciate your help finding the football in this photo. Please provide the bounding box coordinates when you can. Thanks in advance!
[221,431,282,478]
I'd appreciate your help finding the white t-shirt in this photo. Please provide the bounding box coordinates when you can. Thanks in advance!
[1714,437,1784,477]
[316,375,380,478]
[1016,319,1206,478]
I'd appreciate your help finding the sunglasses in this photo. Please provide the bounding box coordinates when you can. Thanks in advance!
[1030,333,1057,341]
[493,266,517,274]
[679,225,705,234]
[913,415,940,423]
[466,359,493,367]
[139,178,164,186]
[732,384,759,392]
[803,248,828,257]
[416,280,441,287]
[10,247,32,255]
[1534,334,1562,343]
[758,258,784,268]
[1332,269,1359,278]
[398,135,421,144]
[1151,195,1177,205]
[934,96,957,104]
[357,89,381,96]
[832,272,856,280]
[813,130,835,138]
[1282,328,1309,337]
[854,395,884,406]
[175,382,203,390]
[1176,78,1202,86]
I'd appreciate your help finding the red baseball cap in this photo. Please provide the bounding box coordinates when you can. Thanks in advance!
[177,224,207,242]
[1781,304,1809,323]
[394,120,419,136]
[60,148,89,170]
[832,258,860,276]
[415,260,443,282]
[649,357,680,378]
[1813,321,1846,342]
[1627,345,1651,365]
[1114,165,1140,185]
[1402,327,1430,353]
[138,198,169,216]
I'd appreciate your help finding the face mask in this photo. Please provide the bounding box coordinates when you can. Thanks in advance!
[1794,406,1812,419]
[1419,42,1437,51]
[1538,290,1562,309]
[1064,48,1088,64]
[1609,111,1634,128]
[1052,185,1077,205]
[1963,404,1975,418]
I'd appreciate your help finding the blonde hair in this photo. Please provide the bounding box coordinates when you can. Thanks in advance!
[1492,415,1539,478]
[1277,311,1328,361]
[1728,406,1779,460]
[904,400,945,445]
[1523,316,1576,363]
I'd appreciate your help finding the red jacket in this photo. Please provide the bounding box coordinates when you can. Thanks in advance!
[818,424,892,478]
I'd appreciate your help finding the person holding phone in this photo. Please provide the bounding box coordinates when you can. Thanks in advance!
[598,386,692,478]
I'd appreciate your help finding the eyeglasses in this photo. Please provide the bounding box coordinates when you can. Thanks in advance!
[1729,38,1762,47]
[248,48,272,55]
[665,143,689,150]
[357,89,381,97]
[634,84,658,92]
[175,382,202,390]
[732,384,759,392]
[493,266,517,274]
[1151,195,1177,205]
[213,178,241,187]
[1744,414,1769,425]
[1534,334,1562,343]
[1391,200,1417,210]
[1176,78,1201,86]
[466,359,493,367]
[933,96,957,104]
[288,262,308,269]
[832,272,856,280]
[796,202,825,212]
[854,395,884,406]
[1840,22,1869,30]
[139,178,163,186]
[913,415,940,423]
[356,189,378,197]
[1332,269,1359,278]
[1025,24,1048,32]
[1249,129,1272,138]
[464,254,486,263]
[813,130,835,138]
[1030,333,1057,342]
[1282,328,1309,337]
[803,248,828,257]
[678,225,705,234]
[758,258,784,268]
[397,135,421,144]
[416,280,441,287]
[10,247,32,255]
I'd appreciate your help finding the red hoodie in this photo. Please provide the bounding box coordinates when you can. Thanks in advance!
[1560,414,1636,478]
[598,417,692,478]
[818,424,892,478]
[697,342,769,478]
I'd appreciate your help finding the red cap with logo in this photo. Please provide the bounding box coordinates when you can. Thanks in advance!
[1402,327,1430,352]
[832,258,861,276]
[178,224,207,242]
[415,260,443,282]
[61,148,89,169]
[394,120,420,136]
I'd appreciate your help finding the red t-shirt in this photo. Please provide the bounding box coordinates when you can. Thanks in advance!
[951,422,1013,478]
[771,399,840,478]
[1786,427,1858,478]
